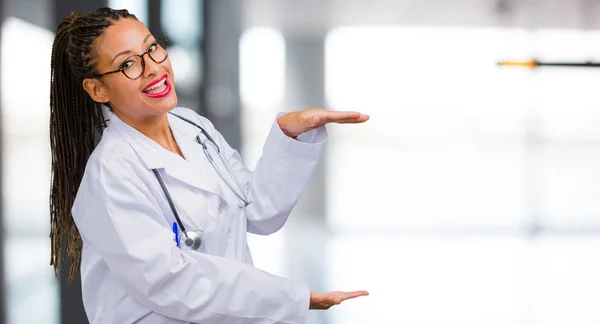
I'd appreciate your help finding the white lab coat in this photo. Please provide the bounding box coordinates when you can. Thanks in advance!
[71,107,327,324]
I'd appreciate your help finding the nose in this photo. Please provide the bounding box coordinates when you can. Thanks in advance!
[142,53,161,77]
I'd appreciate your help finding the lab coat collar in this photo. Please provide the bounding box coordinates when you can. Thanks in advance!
[109,109,226,202]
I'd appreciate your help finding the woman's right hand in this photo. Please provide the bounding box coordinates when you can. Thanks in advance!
[309,290,369,310]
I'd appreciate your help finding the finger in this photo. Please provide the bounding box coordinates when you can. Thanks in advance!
[339,290,370,301]
[309,115,328,128]
[331,114,370,124]
[313,114,369,126]
[313,110,363,120]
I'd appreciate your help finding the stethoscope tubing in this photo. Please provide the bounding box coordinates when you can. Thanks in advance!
[152,112,251,248]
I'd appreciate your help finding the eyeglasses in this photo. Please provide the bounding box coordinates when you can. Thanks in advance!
[95,38,169,80]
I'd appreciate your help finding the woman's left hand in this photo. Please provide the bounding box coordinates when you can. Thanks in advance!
[277,108,369,138]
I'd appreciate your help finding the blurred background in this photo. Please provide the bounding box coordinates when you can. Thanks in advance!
[2,0,600,323]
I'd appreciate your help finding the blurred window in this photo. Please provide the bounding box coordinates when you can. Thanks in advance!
[108,0,148,25]
[324,26,600,324]
[239,27,287,276]
[1,16,58,324]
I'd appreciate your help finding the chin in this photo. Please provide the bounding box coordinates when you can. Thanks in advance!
[147,90,178,113]
[161,93,178,111]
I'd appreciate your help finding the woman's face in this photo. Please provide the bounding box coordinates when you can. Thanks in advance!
[87,18,178,122]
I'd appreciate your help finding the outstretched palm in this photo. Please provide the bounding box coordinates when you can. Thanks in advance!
[309,290,369,310]
[277,108,370,138]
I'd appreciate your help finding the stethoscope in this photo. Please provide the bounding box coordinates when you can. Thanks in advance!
[152,112,251,250]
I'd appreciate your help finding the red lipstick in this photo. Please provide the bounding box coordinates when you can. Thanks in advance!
[142,74,171,98]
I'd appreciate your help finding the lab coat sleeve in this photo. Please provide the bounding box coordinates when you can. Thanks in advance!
[73,164,310,324]
[195,111,327,235]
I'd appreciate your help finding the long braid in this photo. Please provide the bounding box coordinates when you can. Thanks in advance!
[49,7,137,284]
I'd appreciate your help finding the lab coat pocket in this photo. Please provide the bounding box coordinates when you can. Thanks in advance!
[179,187,223,254]
[150,168,224,255]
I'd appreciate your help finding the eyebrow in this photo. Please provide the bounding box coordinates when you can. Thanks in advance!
[110,34,154,64]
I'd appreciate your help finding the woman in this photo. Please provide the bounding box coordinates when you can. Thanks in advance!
[49,7,369,324]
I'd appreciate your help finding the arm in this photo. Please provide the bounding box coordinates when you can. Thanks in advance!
[195,112,327,235]
[73,163,309,324]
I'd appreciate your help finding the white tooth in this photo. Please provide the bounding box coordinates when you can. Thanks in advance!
[146,79,166,92]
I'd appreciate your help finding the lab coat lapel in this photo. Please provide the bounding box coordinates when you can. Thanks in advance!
[110,110,226,202]
[161,153,226,203]
[163,114,227,202]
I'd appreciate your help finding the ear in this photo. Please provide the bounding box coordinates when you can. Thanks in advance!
[82,78,110,103]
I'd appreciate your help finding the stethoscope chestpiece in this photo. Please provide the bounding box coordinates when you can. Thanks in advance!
[180,231,202,250]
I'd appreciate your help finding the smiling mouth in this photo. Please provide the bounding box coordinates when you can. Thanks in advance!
[143,75,168,93]
[142,75,171,98]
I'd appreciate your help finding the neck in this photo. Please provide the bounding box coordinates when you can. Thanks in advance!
[115,111,183,157]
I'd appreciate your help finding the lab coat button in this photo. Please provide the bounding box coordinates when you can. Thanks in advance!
[238,201,245,208]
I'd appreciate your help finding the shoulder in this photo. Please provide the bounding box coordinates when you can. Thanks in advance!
[72,132,140,217]
[73,127,152,215]
[84,127,144,182]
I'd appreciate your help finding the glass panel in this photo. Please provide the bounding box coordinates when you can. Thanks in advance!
[239,27,287,276]
[325,26,600,230]
[108,0,148,25]
[536,146,600,228]
[324,26,600,324]
[160,0,203,109]
[326,235,600,324]
[529,236,600,324]
[326,144,527,230]
[5,238,59,324]
[240,27,286,114]
[239,27,286,168]
[161,0,202,47]
[1,16,58,324]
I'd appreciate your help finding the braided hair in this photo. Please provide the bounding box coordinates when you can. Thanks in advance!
[50,7,137,284]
